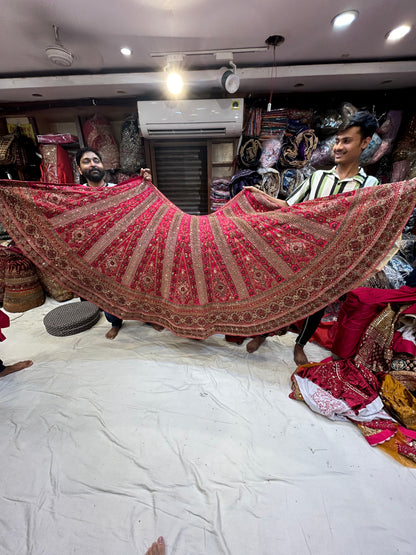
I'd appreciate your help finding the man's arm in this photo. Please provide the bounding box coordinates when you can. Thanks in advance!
[243,186,288,207]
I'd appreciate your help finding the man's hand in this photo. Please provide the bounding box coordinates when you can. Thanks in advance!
[140,168,152,183]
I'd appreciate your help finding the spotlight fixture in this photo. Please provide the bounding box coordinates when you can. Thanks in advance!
[166,72,183,95]
[120,47,132,56]
[45,25,74,67]
[386,24,411,41]
[332,10,359,28]
[220,61,240,94]
[165,54,184,95]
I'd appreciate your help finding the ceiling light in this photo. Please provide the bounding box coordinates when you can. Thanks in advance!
[386,24,411,41]
[120,47,132,56]
[166,72,183,95]
[332,10,359,28]
[164,54,184,95]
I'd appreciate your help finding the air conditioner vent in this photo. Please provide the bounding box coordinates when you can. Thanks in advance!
[138,99,243,139]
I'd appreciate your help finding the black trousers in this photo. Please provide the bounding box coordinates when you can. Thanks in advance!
[295,307,326,347]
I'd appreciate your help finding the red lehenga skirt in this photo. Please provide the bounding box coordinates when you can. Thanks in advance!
[1,177,415,339]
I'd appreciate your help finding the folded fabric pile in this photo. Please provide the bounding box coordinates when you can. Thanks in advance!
[210,178,231,212]
[290,287,416,467]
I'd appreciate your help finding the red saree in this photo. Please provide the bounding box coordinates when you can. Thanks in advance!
[0,177,415,339]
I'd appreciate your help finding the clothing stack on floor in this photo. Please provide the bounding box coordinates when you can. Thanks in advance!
[290,286,416,467]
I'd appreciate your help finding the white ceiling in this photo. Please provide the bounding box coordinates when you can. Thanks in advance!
[0,0,415,103]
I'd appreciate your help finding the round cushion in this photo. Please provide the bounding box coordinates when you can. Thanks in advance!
[43,301,101,336]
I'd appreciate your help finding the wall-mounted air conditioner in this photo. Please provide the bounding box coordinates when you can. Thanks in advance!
[137,98,244,139]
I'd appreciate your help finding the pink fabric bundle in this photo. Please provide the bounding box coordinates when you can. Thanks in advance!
[369,111,403,165]
[259,138,283,168]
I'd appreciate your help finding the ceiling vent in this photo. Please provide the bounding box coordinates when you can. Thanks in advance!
[45,25,73,67]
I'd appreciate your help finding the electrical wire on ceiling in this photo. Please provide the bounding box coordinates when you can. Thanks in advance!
[265,35,285,112]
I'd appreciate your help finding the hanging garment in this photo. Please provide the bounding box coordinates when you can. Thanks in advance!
[0,178,415,339]
[82,115,120,170]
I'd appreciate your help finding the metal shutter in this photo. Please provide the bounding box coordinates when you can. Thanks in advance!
[153,143,208,215]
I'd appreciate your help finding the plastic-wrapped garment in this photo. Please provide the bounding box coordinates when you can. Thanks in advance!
[259,138,283,168]
[392,160,411,182]
[340,102,358,123]
[285,108,314,126]
[409,158,416,180]
[281,166,315,198]
[82,115,120,170]
[373,154,393,185]
[238,138,262,168]
[366,111,403,166]
[257,167,280,197]
[383,256,414,289]
[403,208,416,234]
[279,129,318,168]
[361,270,391,289]
[399,234,416,265]
[378,111,403,143]
[37,133,79,144]
[393,113,416,162]
[360,133,382,166]
[310,135,336,168]
[229,169,261,197]
[120,113,145,174]
[314,109,343,136]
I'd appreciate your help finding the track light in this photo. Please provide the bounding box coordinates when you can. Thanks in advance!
[166,72,183,95]
[165,54,184,95]
[220,61,240,94]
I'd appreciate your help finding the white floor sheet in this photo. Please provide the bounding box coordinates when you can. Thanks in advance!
[1,299,415,555]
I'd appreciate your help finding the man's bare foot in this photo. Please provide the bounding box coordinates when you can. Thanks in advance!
[246,335,266,353]
[294,343,308,366]
[145,536,165,555]
[105,326,121,340]
[150,323,164,332]
[0,360,33,377]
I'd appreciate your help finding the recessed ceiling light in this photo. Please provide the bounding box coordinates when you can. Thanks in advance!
[120,47,132,56]
[385,24,411,41]
[332,10,359,28]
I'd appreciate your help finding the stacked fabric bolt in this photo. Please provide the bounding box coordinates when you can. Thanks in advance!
[210,178,231,212]
[259,108,288,140]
